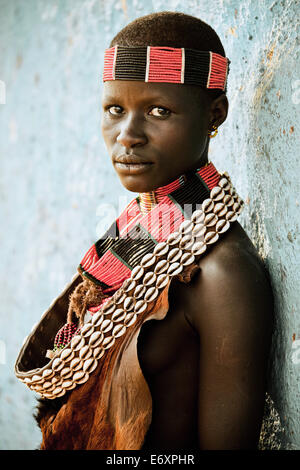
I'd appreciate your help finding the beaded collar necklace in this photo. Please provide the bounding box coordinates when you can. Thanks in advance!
[138,163,219,213]
[15,162,244,399]
[51,163,220,350]
[78,162,221,294]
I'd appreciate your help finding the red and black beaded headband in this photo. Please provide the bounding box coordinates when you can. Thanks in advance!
[103,45,230,91]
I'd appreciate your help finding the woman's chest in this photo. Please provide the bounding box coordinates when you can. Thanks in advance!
[137,279,199,378]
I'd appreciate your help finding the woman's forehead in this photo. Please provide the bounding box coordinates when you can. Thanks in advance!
[101,80,207,106]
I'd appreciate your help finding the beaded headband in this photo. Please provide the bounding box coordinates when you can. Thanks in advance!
[103,46,230,91]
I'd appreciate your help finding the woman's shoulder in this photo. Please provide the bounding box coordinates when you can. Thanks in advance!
[199,221,271,291]
[186,221,274,338]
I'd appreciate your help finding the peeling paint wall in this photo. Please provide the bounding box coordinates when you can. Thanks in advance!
[0,0,299,450]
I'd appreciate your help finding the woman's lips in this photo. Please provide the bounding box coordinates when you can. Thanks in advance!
[114,161,154,175]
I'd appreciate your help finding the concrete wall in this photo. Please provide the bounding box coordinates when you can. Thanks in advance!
[0,0,299,450]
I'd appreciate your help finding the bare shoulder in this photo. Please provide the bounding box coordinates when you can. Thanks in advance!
[200,221,272,290]
[186,221,274,342]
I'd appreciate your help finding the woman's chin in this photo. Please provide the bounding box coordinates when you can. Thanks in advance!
[117,174,159,194]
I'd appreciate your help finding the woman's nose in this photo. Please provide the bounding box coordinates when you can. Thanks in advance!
[116,114,148,149]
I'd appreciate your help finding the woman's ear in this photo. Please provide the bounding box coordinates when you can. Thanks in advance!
[208,93,229,128]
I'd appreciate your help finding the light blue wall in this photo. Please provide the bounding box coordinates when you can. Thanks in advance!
[0,0,299,450]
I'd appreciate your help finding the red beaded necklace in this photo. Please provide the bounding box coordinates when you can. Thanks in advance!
[52,162,224,352]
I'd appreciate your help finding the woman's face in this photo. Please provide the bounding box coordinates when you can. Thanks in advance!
[101,80,213,193]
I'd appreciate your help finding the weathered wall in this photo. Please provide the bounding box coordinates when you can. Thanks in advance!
[0,0,299,450]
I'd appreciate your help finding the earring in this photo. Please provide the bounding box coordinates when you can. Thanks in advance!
[208,125,218,138]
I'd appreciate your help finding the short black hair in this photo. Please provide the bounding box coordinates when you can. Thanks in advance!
[110,11,228,101]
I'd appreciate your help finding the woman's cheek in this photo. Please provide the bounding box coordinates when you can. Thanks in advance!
[101,123,117,149]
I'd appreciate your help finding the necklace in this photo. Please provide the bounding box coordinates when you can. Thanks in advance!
[15,162,243,399]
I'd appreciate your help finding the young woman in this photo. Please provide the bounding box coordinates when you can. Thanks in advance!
[15,11,273,450]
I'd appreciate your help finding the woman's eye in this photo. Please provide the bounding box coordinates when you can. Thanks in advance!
[149,106,171,117]
[107,105,123,115]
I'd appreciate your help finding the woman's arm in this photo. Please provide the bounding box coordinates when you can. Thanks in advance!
[189,230,274,449]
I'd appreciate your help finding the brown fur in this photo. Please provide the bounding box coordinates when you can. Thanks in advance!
[67,272,108,325]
